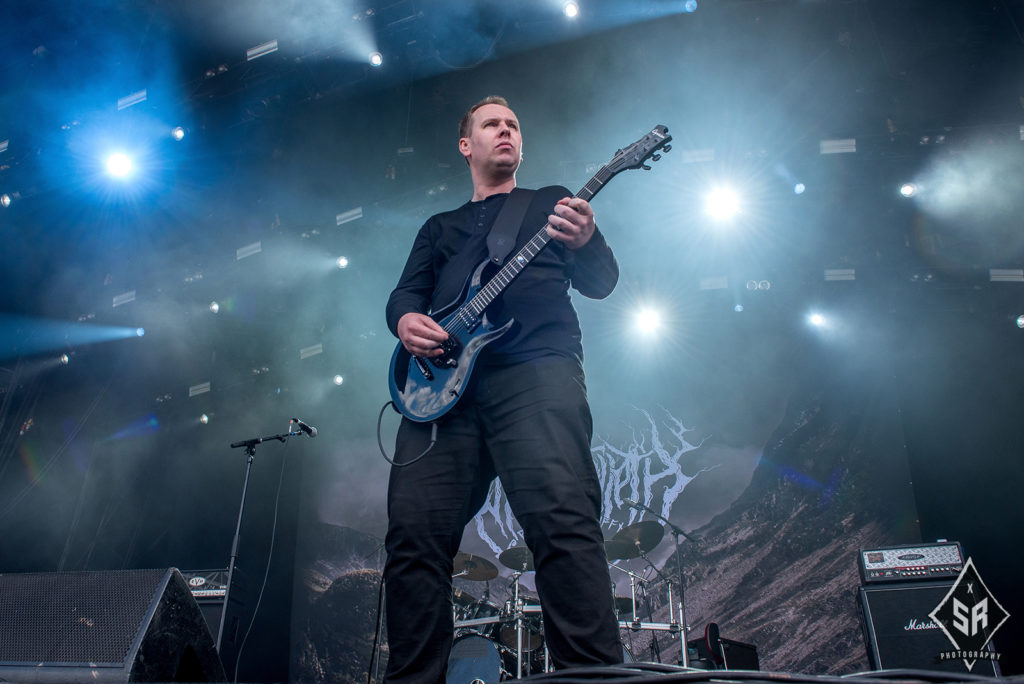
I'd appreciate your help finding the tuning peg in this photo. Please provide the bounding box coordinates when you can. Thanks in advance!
[663,144,672,152]
[642,163,652,170]
[651,154,661,162]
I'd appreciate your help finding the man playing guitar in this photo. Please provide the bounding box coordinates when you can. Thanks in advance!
[383,95,623,682]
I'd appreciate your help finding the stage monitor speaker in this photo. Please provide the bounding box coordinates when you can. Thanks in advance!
[859,581,1001,676]
[0,568,227,683]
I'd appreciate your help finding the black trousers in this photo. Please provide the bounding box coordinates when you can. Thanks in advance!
[383,357,623,683]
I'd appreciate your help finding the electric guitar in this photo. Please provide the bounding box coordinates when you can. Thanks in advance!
[388,125,672,422]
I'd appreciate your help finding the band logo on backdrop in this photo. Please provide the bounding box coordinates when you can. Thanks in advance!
[928,558,1009,671]
[471,409,713,554]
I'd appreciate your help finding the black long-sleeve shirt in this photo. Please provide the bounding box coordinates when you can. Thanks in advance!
[386,185,618,366]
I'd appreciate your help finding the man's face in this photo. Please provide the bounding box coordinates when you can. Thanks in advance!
[459,103,522,176]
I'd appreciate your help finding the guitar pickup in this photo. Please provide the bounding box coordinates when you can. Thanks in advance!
[429,337,462,369]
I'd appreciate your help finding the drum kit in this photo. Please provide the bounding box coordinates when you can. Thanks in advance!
[447,519,690,683]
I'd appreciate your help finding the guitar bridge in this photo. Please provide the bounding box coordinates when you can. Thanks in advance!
[413,356,434,381]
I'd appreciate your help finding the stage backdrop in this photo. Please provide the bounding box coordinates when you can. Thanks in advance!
[288,289,920,681]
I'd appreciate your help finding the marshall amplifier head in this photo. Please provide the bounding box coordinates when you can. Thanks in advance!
[858,541,964,584]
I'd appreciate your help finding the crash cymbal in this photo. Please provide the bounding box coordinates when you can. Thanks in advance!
[612,521,664,555]
[498,546,535,572]
[604,539,637,560]
[453,552,498,581]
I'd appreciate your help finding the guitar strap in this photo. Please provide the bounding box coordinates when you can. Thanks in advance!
[486,187,535,266]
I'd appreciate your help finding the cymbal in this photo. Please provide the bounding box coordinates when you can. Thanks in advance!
[498,546,535,572]
[453,552,498,581]
[613,596,635,615]
[604,539,636,560]
[612,521,664,555]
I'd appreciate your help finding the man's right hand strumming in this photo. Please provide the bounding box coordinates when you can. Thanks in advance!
[397,312,449,357]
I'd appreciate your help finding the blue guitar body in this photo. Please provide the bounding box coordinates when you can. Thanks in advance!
[388,259,514,422]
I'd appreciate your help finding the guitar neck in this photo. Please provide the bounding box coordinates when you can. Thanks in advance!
[465,167,614,316]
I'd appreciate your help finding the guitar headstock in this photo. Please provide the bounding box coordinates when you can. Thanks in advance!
[605,125,672,175]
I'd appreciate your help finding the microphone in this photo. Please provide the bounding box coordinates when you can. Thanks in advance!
[623,498,645,511]
[291,418,318,438]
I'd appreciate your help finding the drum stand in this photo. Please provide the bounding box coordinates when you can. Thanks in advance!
[504,571,546,679]
[610,561,686,666]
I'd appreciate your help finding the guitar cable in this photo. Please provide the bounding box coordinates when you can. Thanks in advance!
[376,401,437,467]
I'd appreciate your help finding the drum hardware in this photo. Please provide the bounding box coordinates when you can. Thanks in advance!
[619,500,699,668]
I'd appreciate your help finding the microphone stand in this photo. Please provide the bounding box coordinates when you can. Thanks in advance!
[216,428,305,656]
[628,500,698,668]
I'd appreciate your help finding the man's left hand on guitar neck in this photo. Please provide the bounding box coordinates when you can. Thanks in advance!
[547,196,596,250]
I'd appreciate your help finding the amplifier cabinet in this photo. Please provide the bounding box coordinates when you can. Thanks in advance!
[859,581,1000,676]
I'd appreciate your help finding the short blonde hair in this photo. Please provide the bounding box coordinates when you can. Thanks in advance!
[458,95,511,139]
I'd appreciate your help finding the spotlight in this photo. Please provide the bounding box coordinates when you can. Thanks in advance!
[59,353,70,365]
[199,414,209,425]
[808,313,826,328]
[705,187,739,220]
[333,374,344,386]
[369,51,383,67]
[734,304,744,313]
[563,2,579,18]
[171,126,185,141]
[135,327,145,337]
[794,183,806,195]
[899,183,917,198]
[209,301,220,313]
[635,308,661,334]
[336,256,349,269]
[105,152,134,179]
[0,193,10,208]
[1017,315,1024,329]
[683,0,698,11]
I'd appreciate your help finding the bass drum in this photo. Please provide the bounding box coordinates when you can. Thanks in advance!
[447,634,503,684]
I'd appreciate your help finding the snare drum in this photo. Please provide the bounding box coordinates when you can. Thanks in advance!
[447,634,502,684]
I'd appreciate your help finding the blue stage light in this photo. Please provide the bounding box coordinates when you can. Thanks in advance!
[105,152,134,179]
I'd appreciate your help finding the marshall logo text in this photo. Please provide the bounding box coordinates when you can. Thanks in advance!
[904,618,940,631]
